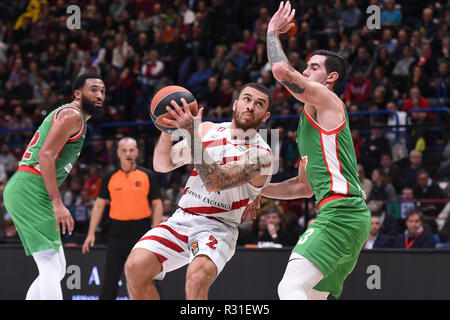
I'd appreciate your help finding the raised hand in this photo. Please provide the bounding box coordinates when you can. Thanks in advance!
[268,1,296,35]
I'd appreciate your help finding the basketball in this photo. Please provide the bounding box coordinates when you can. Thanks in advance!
[150,85,198,133]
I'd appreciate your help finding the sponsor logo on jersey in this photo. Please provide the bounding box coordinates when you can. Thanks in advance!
[64,163,73,173]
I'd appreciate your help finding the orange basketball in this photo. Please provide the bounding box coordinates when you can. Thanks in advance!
[150,85,198,133]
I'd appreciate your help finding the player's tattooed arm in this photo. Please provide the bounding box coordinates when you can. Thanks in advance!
[195,147,272,192]
[267,32,306,95]
[267,30,289,67]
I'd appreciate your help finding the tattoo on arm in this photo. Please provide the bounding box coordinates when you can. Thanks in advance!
[267,32,306,94]
[194,147,271,191]
[281,80,305,94]
[267,31,288,66]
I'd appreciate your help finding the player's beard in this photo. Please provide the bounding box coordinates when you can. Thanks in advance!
[232,110,263,131]
[81,95,104,117]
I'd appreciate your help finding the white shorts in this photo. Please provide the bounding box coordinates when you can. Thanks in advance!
[132,208,238,280]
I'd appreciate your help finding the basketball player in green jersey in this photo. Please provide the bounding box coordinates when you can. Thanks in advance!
[3,73,105,299]
[263,2,370,299]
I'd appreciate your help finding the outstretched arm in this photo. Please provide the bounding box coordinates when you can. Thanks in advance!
[261,160,313,200]
[267,1,340,109]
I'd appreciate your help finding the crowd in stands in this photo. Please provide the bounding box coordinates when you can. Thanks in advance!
[0,0,449,248]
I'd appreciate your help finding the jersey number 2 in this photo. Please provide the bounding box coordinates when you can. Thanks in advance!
[23,131,40,160]
[207,235,218,250]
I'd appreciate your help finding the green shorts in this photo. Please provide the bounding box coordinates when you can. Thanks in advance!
[3,171,61,256]
[292,197,370,299]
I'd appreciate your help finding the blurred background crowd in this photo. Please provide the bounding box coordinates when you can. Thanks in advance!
[0,0,449,249]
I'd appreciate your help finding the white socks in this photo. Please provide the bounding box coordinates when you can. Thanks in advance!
[26,247,66,300]
[278,252,329,300]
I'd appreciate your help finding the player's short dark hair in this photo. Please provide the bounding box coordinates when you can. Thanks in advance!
[237,82,272,110]
[72,73,104,92]
[312,49,347,90]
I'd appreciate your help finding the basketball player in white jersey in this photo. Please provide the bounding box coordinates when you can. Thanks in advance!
[125,83,273,299]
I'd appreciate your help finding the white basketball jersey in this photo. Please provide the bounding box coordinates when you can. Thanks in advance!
[177,122,272,227]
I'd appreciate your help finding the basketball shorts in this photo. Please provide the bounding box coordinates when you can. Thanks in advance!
[132,208,239,280]
[3,171,62,256]
[292,197,371,299]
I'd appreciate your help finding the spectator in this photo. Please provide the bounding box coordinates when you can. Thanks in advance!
[225,43,247,72]
[252,7,270,42]
[256,207,298,246]
[392,46,417,94]
[368,200,399,240]
[378,29,398,55]
[240,29,256,57]
[198,76,219,113]
[5,58,26,90]
[134,33,151,57]
[186,57,213,96]
[394,209,436,249]
[369,168,397,202]
[348,46,374,79]
[399,186,416,223]
[258,71,276,98]
[373,47,396,77]
[237,212,267,246]
[179,1,196,26]
[339,0,362,34]
[402,86,433,151]
[416,7,439,40]
[136,11,151,32]
[210,44,228,76]
[380,153,403,193]
[319,1,340,36]
[381,0,402,29]
[363,215,394,249]
[0,144,17,177]
[434,60,449,107]
[413,169,444,233]
[216,77,234,114]
[344,70,372,107]
[416,42,438,78]
[110,0,127,23]
[409,65,434,98]
[83,165,102,200]
[111,34,134,70]
[400,150,424,190]
[139,50,164,96]
[392,28,411,60]
[359,123,391,175]
[357,163,373,200]
[438,140,450,179]
[385,100,408,150]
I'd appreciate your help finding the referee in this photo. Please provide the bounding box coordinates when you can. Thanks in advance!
[82,137,162,300]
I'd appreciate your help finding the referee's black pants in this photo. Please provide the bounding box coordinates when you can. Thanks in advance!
[100,217,152,300]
